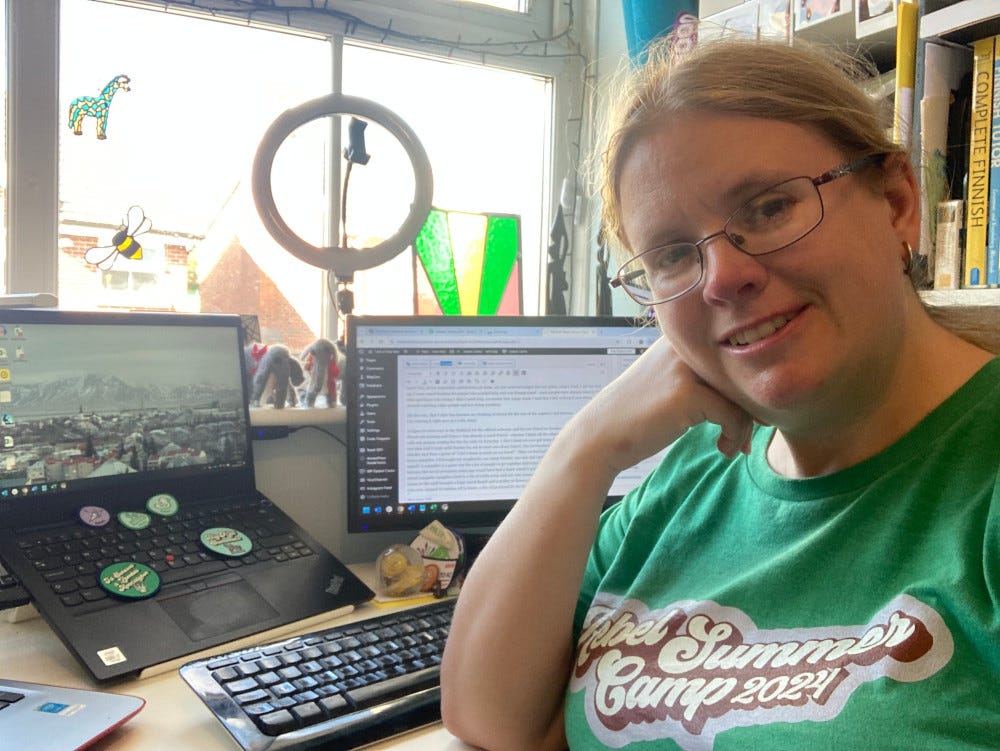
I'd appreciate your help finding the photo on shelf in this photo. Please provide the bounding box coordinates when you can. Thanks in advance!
[796,0,851,30]
[856,0,898,37]
[759,0,792,41]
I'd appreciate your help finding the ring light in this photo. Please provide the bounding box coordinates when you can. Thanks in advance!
[252,94,433,276]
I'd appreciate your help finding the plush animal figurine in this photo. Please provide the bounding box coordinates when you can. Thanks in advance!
[300,338,341,407]
[244,343,304,409]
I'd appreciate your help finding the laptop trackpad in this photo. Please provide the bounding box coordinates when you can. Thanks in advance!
[159,579,279,641]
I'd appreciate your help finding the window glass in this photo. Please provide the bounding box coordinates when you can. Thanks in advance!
[57,1,552,337]
[0,2,6,287]
[58,0,330,349]
[341,44,550,316]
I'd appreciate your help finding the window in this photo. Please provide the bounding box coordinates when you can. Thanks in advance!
[1,0,567,347]
[59,0,331,347]
[340,44,549,316]
[0,2,7,266]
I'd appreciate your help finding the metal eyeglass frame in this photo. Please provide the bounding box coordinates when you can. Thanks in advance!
[610,153,887,305]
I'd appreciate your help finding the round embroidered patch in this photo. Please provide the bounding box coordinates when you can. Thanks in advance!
[200,527,253,557]
[146,493,179,517]
[117,511,152,530]
[78,506,111,528]
[99,561,160,599]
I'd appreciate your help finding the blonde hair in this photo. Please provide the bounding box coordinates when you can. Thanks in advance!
[597,37,903,263]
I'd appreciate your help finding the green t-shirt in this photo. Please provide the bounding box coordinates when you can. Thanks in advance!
[568,358,1000,750]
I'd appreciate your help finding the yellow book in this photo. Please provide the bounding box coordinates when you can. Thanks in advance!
[893,0,918,147]
[964,36,995,288]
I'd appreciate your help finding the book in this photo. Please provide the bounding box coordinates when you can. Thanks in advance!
[934,200,964,289]
[963,35,994,288]
[919,40,971,284]
[988,35,1000,286]
[894,0,919,147]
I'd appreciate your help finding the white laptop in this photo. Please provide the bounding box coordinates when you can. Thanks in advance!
[0,678,144,751]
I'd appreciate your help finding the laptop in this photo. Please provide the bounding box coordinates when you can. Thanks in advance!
[0,309,373,682]
[0,678,144,751]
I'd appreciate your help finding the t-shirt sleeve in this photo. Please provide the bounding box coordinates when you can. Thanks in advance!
[572,481,644,639]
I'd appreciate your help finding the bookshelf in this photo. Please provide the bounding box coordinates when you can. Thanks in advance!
[923,289,1000,353]
[914,1,1000,353]
[919,0,1000,44]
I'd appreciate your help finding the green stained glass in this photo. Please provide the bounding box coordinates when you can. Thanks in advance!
[413,208,461,315]
[478,215,520,314]
[413,208,522,315]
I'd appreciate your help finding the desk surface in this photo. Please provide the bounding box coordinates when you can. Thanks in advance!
[1,565,474,751]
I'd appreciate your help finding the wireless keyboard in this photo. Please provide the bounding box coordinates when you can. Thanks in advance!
[180,598,455,750]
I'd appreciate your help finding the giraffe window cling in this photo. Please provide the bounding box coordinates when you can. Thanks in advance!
[68,73,131,140]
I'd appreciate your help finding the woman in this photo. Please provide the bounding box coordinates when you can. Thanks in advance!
[440,37,999,750]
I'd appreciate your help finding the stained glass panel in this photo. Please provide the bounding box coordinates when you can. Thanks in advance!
[413,208,521,315]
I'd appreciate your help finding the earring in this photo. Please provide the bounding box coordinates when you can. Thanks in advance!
[902,241,915,276]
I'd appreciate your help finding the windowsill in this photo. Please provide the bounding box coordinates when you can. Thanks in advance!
[249,406,346,426]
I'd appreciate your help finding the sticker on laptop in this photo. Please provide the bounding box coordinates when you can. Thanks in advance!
[78,505,111,527]
[117,511,151,530]
[146,493,179,516]
[37,702,84,716]
[97,646,127,667]
[99,562,160,599]
[200,527,253,557]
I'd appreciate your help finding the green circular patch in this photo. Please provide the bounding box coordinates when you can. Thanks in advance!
[99,562,160,599]
[200,527,253,557]
[117,511,151,530]
[146,493,179,517]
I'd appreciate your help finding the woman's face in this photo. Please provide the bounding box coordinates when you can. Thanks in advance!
[617,114,920,429]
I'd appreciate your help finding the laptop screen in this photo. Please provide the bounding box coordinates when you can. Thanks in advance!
[0,310,253,524]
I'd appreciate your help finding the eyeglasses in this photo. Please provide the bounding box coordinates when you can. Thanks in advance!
[610,154,886,305]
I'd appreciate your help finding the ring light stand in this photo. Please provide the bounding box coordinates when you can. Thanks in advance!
[251,94,434,316]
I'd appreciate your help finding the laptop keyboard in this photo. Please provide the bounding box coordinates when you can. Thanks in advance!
[14,498,314,611]
[0,689,24,711]
[180,598,455,751]
[0,559,31,611]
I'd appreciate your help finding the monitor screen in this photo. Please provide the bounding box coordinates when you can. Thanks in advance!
[0,309,254,526]
[344,315,664,535]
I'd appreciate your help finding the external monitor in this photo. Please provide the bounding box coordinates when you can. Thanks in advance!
[343,315,664,537]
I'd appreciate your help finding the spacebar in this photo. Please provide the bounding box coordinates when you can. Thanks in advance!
[159,560,228,584]
[347,667,441,708]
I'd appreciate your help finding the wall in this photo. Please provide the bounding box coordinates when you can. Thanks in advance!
[253,424,417,564]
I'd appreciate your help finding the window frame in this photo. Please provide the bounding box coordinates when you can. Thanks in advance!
[5,0,587,325]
